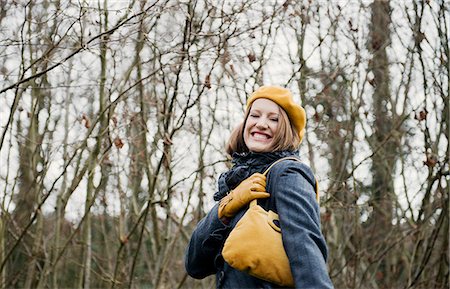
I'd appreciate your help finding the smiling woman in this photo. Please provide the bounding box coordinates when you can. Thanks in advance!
[185,86,334,288]
[244,98,280,152]
[226,86,304,155]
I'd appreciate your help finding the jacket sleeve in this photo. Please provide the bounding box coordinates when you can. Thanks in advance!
[185,203,230,279]
[268,160,334,289]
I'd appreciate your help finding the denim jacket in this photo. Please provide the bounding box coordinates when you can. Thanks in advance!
[185,159,334,289]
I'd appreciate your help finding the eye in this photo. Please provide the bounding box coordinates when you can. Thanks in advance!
[249,114,260,118]
[270,118,279,122]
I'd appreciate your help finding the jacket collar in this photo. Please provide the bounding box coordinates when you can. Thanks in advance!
[213,150,299,201]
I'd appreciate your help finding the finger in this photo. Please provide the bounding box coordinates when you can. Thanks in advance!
[251,173,266,180]
[252,191,270,199]
[250,174,266,185]
[253,178,266,188]
[250,183,266,192]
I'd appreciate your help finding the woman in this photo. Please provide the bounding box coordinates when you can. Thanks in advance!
[185,86,334,288]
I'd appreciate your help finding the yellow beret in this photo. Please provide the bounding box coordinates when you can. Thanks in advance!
[247,86,306,142]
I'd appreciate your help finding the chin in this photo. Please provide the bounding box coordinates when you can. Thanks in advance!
[248,143,273,153]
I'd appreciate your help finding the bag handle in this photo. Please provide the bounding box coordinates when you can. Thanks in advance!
[262,157,301,176]
[262,157,320,203]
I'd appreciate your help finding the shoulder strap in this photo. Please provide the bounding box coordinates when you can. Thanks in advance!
[263,157,320,203]
[262,157,301,176]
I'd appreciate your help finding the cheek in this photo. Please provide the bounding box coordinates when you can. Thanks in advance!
[243,121,254,143]
[269,122,279,134]
[243,119,255,133]
[243,123,250,141]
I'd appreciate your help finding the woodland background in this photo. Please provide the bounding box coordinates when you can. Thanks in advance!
[0,0,448,288]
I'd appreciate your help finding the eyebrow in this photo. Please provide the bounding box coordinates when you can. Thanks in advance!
[250,109,279,116]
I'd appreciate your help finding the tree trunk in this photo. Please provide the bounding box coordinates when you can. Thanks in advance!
[366,1,397,287]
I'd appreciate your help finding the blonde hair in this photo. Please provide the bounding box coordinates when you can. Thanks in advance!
[226,105,301,155]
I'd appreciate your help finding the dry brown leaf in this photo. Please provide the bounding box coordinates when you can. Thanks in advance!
[82,114,91,128]
[204,74,211,89]
[114,137,124,149]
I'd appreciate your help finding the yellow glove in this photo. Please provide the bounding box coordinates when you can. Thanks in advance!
[218,173,270,218]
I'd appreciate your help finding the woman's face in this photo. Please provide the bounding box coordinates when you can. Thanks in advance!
[243,98,280,152]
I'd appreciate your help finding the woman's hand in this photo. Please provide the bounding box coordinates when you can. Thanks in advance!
[218,173,269,218]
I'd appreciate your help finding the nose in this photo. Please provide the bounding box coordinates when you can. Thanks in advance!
[256,117,268,129]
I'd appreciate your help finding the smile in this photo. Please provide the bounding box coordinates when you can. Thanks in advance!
[251,132,272,141]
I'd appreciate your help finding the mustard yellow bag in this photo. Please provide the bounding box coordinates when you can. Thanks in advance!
[221,157,319,287]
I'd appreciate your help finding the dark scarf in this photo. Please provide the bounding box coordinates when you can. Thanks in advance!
[213,150,299,201]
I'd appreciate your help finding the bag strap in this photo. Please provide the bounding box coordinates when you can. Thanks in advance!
[262,157,320,203]
[262,157,301,176]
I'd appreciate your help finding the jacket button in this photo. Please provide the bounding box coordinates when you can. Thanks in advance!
[219,271,225,282]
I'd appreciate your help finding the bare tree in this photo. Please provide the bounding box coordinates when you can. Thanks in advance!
[0,1,448,289]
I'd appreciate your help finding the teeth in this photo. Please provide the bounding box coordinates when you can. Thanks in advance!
[253,133,269,140]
